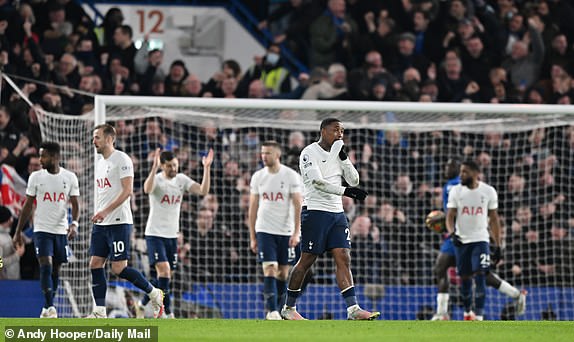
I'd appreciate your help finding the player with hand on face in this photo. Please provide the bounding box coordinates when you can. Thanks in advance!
[13,142,80,318]
[281,118,379,320]
[249,141,302,320]
[446,160,501,321]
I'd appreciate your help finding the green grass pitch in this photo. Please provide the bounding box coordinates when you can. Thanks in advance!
[1,319,573,342]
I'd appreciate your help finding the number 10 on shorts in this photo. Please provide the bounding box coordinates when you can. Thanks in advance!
[113,241,125,253]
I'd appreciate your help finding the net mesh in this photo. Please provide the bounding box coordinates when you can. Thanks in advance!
[36,100,574,320]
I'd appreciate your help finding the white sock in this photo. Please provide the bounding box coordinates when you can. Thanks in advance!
[94,306,106,314]
[437,293,449,315]
[498,280,520,298]
[347,304,360,314]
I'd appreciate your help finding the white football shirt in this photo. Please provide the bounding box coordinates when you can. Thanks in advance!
[250,165,301,236]
[95,150,134,225]
[26,168,80,234]
[447,181,498,243]
[299,142,344,212]
[145,173,195,238]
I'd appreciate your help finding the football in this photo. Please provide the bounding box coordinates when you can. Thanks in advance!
[425,210,446,233]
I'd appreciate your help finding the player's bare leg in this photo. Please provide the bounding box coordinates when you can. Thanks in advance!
[282,253,316,320]
[332,248,380,320]
[431,252,455,320]
[486,271,527,315]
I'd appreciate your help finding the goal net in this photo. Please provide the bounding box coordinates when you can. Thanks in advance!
[37,96,574,320]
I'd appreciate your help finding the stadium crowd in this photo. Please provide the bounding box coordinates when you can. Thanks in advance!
[0,0,573,318]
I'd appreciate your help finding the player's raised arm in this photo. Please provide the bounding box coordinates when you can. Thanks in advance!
[189,148,213,196]
[143,148,161,194]
[13,195,35,247]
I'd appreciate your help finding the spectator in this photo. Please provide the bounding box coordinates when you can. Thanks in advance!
[204,59,242,97]
[0,206,23,279]
[181,74,205,97]
[398,67,421,101]
[365,13,396,65]
[220,77,238,98]
[420,78,439,101]
[74,37,99,75]
[501,17,545,95]
[461,35,499,100]
[387,173,422,222]
[368,78,390,101]
[373,200,414,284]
[390,32,431,82]
[437,55,478,102]
[240,43,292,97]
[524,86,546,104]
[302,63,347,100]
[108,24,137,76]
[164,60,188,97]
[105,56,133,95]
[257,0,322,62]
[349,215,385,284]
[500,173,529,220]
[93,7,124,49]
[39,2,73,59]
[0,106,21,151]
[308,0,360,69]
[375,130,413,192]
[347,50,399,100]
[188,207,231,282]
[134,36,165,96]
[247,79,266,99]
[411,9,443,64]
[140,117,179,157]
[53,53,80,89]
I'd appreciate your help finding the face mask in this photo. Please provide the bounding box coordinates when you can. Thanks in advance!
[266,53,280,66]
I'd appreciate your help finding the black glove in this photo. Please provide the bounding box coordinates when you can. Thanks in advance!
[491,245,502,265]
[343,187,368,201]
[338,146,348,161]
[451,233,463,247]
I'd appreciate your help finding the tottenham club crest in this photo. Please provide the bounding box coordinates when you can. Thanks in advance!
[302,154,312,168]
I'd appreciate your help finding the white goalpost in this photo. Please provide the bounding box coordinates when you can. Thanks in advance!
[38,95,574,319]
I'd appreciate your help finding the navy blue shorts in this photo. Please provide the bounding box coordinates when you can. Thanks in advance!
[454,241,490,276]
[440,236,455,256]
[300,208,350,255]
[33,232,69,263]
[256,232,296,265]
[146,236,178,270]
[90,224,132,261]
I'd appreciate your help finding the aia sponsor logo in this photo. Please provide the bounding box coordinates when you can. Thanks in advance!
[97,178,112,188]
